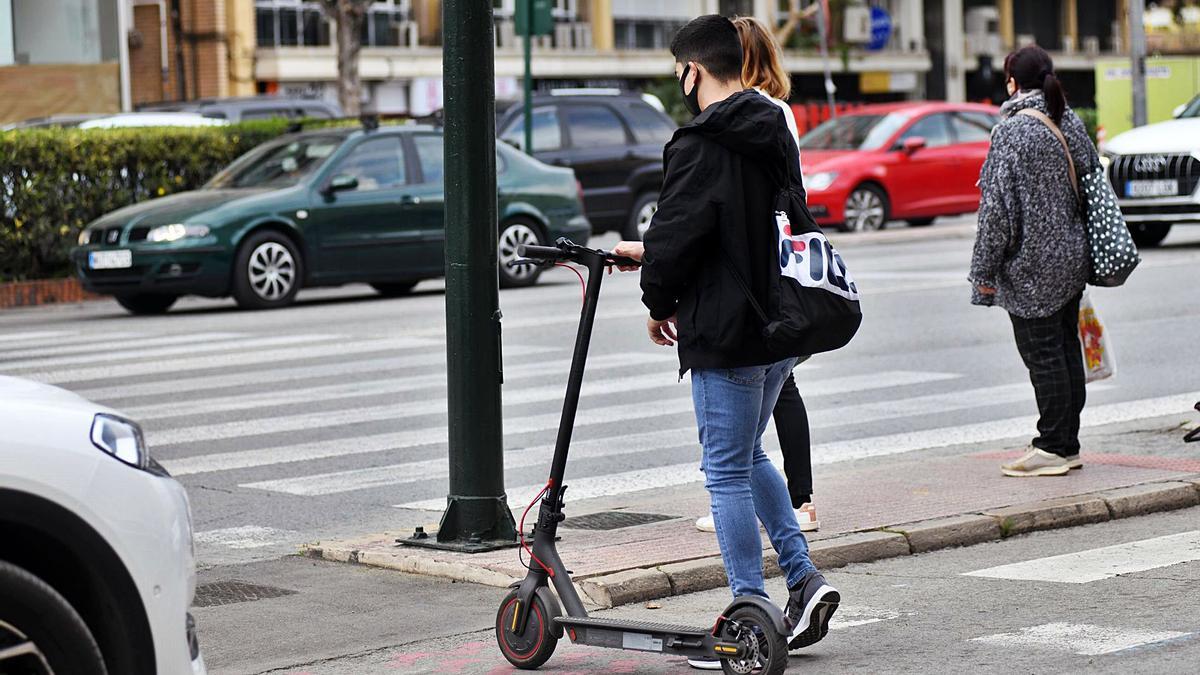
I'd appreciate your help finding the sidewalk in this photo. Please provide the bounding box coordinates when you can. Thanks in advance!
[304,416,1200,608]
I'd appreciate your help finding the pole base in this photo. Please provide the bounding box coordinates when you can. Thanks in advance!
[397,494,519,554]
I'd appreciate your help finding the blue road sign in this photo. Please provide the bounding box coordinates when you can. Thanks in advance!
[867,6,893,52]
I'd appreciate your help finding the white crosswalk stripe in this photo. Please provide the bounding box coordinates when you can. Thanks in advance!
[25,335,443,384]
[6,333,335,371]
[0,330,75,344]
[0,331,146,352]
[0,331,240,362]
[162,370,954,474]
[963,530,1200,584]
[971,623,1192,656]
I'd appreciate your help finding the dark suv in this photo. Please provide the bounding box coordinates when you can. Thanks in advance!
[497,90,677,239]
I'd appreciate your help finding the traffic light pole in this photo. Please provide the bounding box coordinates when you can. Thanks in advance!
[523,0,534,154]
[407,0,517,552]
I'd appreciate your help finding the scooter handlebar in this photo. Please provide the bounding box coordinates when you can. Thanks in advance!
[517,244,568,262]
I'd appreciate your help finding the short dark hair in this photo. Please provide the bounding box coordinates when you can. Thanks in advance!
[670,15,742,83]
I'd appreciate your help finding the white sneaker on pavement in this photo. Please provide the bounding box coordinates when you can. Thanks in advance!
[696,505,819,533]
[1001,447,1071,477]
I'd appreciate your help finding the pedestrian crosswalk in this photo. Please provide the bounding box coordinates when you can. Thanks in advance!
[1,322,1196,568]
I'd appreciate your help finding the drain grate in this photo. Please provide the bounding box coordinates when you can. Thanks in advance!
[192,580,297,608]
[563,511,676,531]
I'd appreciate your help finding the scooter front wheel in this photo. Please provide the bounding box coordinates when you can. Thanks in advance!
[495,589,558,669]
[720,605,789,675]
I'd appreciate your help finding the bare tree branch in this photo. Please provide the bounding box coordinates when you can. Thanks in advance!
[321,0,374,116]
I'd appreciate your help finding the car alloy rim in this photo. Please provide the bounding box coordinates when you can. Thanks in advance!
[636,200,658,238]
[498,223,540,280]
[0,620,52,674]
[845,189,885,232]
[248,241,296,300]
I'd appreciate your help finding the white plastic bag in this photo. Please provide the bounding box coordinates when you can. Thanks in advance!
[1079,291,1115,383]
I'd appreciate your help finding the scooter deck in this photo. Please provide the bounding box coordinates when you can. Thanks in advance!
[556,616,711,637]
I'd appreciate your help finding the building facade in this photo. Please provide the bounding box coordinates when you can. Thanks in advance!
[0,1,1173,125]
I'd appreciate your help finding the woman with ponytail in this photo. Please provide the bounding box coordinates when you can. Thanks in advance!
[970,44,1101,477]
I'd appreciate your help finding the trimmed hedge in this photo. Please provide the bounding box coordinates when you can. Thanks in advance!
[1,120,291,282]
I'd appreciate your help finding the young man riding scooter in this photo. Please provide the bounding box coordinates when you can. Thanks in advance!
[613,14,840,669]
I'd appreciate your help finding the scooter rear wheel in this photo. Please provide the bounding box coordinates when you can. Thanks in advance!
[720,605,789,675]
[495,589,558,669]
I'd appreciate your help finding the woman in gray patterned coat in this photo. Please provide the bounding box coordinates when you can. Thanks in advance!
[969,45,1100,477]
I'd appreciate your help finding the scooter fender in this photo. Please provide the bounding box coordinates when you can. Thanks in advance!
[508,579,565,638]
[720,595,789,637]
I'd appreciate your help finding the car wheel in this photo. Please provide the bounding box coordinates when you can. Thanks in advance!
[114,293,177,315]
[498,220,544,289]
[371,281,418,297]
[842,184,889,233]
[0,560,107,675]
[622,191,659,241]
[1128,222,1171,248]
[233,230,303,310]
[906,217,936,227]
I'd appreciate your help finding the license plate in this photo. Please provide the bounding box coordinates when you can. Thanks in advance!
[88,249,133,270]
[1126,179,1178,198]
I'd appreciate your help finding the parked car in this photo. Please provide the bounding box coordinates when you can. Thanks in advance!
[72,125,590,314]
[0,376,204,674]
[797,102,1002,232]
[1099,94,1200,247]
[138,96,342,122]
[496,89,677,239]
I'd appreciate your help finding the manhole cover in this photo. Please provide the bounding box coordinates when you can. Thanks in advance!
[563,511,676,531]
[193,580,297,608]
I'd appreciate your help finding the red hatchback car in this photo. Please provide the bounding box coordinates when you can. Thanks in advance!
[798,102,1001,232]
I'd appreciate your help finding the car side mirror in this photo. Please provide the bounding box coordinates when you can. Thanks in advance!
[324,174,359,196]
[900,137,927,154]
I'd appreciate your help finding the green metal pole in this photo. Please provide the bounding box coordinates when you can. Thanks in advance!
[523,0,534,155]
[431,0,516,550]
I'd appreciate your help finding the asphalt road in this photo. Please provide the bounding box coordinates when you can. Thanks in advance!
[2,217,1199,672]
[256,505,1200,674]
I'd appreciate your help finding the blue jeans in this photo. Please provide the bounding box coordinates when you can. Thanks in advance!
[692,358,816,599]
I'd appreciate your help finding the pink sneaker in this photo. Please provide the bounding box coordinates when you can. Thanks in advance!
[796,503,819,532]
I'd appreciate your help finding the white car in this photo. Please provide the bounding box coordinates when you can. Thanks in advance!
[77,112,230,129]
[0,376,204,674]
[1101,95,1200,247]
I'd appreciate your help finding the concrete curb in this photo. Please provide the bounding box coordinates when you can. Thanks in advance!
[982,495,1110,537]
[304,475,1200,608]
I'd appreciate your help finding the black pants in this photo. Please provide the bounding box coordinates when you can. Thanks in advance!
[772,372,812,509]
[1009,294,1087,457]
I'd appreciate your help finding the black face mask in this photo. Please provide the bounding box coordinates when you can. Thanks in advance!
[679,64,702,117]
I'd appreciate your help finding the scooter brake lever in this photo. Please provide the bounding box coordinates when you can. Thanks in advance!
[506,258,554,268]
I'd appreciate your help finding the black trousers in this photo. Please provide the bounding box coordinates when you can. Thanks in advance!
[772,372,812,509]
[1009,294,1087,457]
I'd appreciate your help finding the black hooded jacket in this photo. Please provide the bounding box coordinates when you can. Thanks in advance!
[640,89,803,373]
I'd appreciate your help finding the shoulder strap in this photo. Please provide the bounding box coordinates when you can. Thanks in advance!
[1017,108,1079,202]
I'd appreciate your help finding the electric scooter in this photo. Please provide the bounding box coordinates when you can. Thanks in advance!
[495,238,791,675]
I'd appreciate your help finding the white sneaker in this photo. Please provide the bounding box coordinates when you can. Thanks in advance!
[686,656,724,670]
[697,508,819,533]
[1001,447,1071,477]
[796,503,819,532]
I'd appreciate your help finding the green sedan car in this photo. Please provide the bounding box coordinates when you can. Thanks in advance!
[72,125,590,313]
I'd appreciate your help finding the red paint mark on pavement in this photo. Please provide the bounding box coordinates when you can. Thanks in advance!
[385,652,431,667]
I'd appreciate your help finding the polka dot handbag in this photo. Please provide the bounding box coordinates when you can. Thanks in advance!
[1017,108,1140,287]
[1079,168,1140,287]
